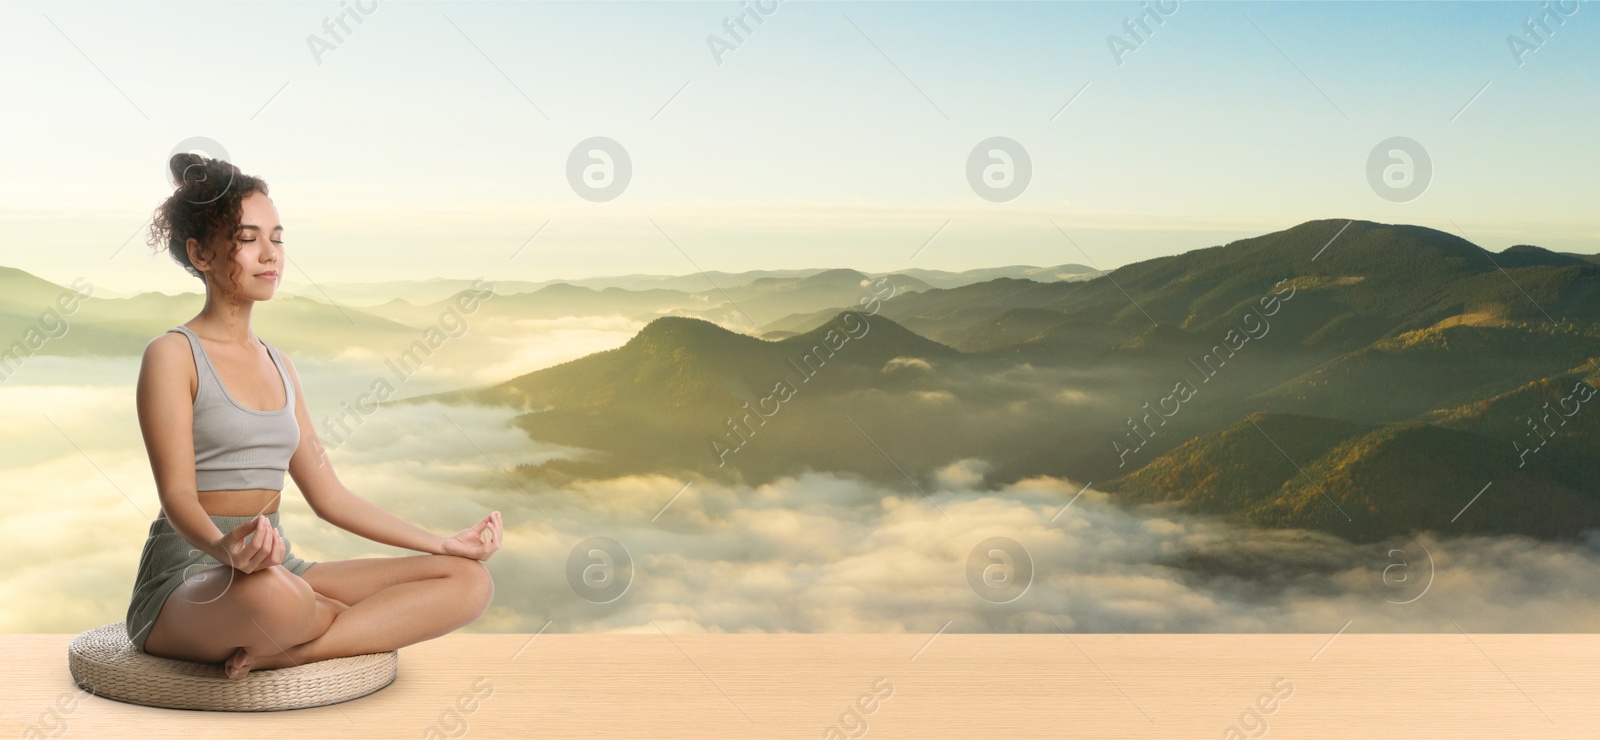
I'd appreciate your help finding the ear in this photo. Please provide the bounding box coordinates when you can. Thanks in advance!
[186,237,205,270]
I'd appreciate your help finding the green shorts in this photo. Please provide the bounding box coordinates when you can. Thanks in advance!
[125,510,315,653]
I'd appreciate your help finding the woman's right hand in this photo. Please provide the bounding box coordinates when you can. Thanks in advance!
[212,516,285,574]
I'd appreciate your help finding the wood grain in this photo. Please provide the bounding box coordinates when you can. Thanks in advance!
[5,632,1597,738]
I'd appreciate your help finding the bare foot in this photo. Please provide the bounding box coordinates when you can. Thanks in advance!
[223,646,260,680]
[224,646,299,679]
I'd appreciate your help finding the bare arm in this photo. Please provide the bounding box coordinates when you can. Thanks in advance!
[280,352,447,555]
[137,334,276,566]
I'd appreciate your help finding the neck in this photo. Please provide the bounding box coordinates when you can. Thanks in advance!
[194,285,257,345]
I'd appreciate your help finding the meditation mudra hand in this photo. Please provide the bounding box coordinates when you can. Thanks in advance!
[218,516,287,574]
[440,512,503,560]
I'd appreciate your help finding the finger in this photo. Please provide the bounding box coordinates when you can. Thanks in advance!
[223,520,252,563]
[245,518,271,570]
[253,533,276,572]
[248,518,268,557]
[261,526,277,567]
[238,534,261,572]
[229,521,258,569]
[235,542,257,573]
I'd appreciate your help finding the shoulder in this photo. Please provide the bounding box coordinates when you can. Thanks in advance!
[139,331,197,393]
[143,330,192,366]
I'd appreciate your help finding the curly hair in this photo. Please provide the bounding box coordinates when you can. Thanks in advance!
[147,153,270,294]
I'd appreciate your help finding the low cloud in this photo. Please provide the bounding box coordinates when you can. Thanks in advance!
[469,464,1600,634]
[5,357,1600,636]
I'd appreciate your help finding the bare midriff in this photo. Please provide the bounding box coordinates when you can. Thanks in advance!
[157,488,282,519]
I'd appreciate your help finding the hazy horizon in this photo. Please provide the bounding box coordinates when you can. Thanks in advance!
[9,217,1596,302]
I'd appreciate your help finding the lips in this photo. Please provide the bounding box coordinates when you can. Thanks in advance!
[256,272,279,280]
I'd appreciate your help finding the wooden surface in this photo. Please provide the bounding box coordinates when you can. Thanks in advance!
[5,632,1598,738]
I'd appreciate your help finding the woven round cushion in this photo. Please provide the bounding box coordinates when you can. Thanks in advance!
[68,621,398,711]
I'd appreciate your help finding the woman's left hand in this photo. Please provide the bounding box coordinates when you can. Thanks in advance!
[439,511,502,561]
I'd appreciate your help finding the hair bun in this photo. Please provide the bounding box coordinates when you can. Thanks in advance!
[168,152,208,189]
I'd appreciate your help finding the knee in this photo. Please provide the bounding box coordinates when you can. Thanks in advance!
[231,565,316,638]
[442,556,494,615]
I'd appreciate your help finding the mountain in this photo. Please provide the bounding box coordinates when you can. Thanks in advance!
[1109,413,1374,517]
[945,308,1080,353]
[895,264,1098,288]
[280,264,1094,308]
[423,311,960,412]
[689,269,936,329]
[395,218,1599,543]
[0,270,468,358]
[1110,358,1600,544]
[281,278,548,306]
[866,219,1600,353]
[342,270,941,331]
[0,266,83,311]
[1258,322,1600,423]
[407,312,963,484]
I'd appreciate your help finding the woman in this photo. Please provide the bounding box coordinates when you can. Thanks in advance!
[128,152,502,680]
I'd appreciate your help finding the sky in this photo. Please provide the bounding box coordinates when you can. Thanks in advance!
[0,1,1595,296]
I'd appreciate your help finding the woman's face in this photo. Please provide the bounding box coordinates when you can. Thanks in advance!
[199,190,284,301]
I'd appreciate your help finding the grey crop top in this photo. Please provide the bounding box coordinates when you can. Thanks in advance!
[167,325,300,492]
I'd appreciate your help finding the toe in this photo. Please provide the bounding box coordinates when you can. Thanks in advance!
[225,647,252,680]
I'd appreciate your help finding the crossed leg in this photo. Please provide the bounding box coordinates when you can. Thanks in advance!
[144,554,494,679]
